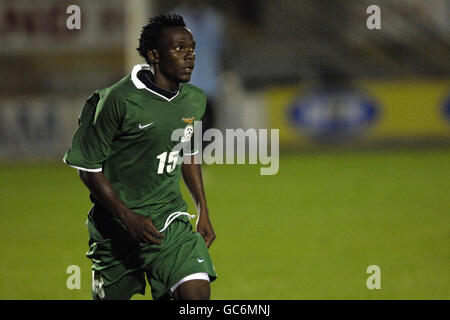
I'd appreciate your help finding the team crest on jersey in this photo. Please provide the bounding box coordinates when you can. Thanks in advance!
[182,117,195,124]
[181,117,195,143]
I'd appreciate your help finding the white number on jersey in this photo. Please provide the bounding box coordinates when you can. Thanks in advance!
[156,151,179,174]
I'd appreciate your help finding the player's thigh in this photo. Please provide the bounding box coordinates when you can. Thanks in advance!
[173,278,210,300]
[91,270,146,300]
[146,221,217,300]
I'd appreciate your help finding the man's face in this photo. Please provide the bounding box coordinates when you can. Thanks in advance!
[157,26,196,84]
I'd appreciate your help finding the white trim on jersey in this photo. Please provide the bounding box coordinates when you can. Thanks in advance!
[130,64,181,102]
[63,157,103,172]
[170,272,210,293]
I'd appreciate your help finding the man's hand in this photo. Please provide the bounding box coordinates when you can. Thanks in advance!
[120,211,164,245]
[78,170,164,245]
[196,211,216,248]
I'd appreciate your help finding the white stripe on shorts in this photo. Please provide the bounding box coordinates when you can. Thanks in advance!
[170,272,210,293]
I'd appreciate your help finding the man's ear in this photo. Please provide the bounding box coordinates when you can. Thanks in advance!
[147,49,160,64]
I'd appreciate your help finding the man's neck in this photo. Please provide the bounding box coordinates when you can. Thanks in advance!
[152,73,180,92]
[137,70,179,100]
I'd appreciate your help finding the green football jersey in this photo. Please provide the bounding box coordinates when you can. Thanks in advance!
[64,64,206,229]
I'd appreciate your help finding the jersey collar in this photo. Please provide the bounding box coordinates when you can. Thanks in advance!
[130,64,181,102]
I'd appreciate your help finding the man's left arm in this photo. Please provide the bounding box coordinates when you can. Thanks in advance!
[181,156,216,248]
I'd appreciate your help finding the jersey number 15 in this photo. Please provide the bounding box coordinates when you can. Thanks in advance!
[156,151,179,174]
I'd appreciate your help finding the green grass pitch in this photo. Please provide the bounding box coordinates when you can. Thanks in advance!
[1,148,449,299]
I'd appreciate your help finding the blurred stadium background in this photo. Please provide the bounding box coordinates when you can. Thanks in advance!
[0,0,449,300]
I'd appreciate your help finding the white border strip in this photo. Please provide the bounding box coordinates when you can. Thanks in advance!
[63,157,103,172]
[170,272,210,293]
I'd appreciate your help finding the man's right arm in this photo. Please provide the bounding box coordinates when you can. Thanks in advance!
[78,170,164,244]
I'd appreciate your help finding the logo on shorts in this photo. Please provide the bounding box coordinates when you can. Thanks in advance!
[197,258,204,263]
[92,271,105,299]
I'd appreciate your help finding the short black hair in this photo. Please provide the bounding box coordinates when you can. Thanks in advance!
[137,14,186,64]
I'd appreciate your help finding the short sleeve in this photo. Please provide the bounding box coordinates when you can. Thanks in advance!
[63,90,123,171]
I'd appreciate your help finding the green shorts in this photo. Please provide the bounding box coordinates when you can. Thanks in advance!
[86,214,217,300]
